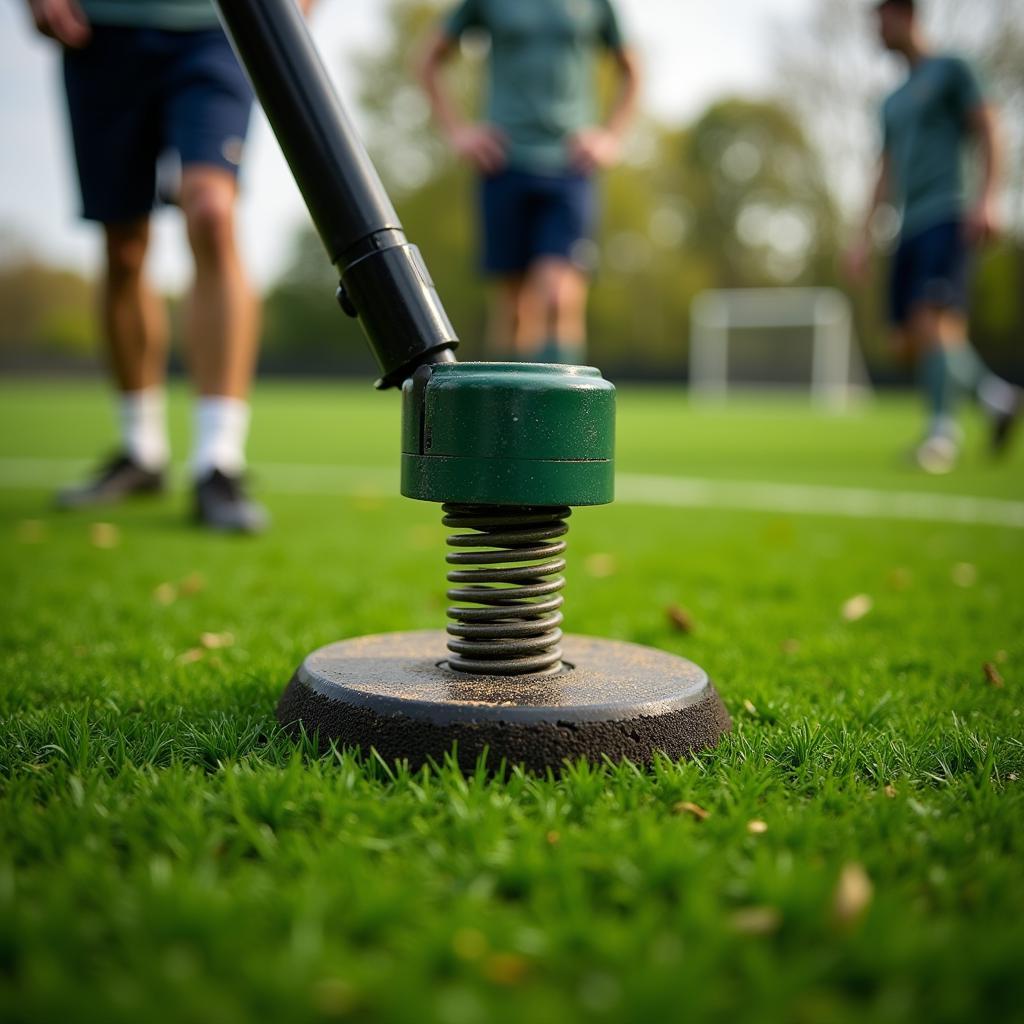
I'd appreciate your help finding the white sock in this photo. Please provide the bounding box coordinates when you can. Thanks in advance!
[191,397,250,478]
[979,375,1019,417]
[119,388,169,471]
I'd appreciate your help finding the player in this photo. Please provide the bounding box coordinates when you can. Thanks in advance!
[417,0,640,365]
[846,0,1020,473]
[24,0,308,529]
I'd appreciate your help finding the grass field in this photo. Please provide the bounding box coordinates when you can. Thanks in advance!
[2,379,1023,1024]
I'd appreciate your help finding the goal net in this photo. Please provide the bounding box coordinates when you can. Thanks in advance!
[689,288,872,410]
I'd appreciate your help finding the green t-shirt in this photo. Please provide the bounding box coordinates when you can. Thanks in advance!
[443,0,625,173]
[881,54,985,239]
[80,0,221,31]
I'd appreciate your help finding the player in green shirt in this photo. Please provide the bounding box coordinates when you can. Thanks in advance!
[846,0,1020,473]
[417,0,640,365]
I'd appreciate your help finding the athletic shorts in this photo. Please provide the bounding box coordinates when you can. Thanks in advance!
[479,168,596,275]
[889,219,969,327]
[63,25,253,223]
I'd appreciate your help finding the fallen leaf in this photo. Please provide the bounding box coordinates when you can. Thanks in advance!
[175,648,204,665]
[545,830,560,845]
[17,519,46,544]
[482,952,529,986]
[951,562,978,588]
[89,522,120,549]
[747,820,768,835]
[179,572,206,595]
[884,784,897,799]
[983,662,1005,689]
[584,553,617,578]
[153,582,177,606]
[667,604,695,634]
[200,631,235,650]
[730,907,781,935]
[833,863,873,925]
[841,594,873,623]
[673,801,709,822]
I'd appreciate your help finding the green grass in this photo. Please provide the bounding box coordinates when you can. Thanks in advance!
[2,380,1023,1024]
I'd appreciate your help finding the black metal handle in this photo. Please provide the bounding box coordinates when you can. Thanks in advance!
[215,0,457,387]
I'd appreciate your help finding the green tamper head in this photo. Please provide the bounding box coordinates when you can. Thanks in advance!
[401,362,615,507]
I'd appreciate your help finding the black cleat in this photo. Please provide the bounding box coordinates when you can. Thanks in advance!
[991,391,1022,457]
[55,452,165,510]
[194,469,269,534]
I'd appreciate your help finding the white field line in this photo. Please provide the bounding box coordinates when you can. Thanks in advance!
[2,456,1023,529]
[618,473,1024,530]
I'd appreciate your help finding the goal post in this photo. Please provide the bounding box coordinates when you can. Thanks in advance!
[689,288,872,411]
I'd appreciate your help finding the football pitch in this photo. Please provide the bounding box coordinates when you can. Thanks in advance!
[2,379,1023,1023]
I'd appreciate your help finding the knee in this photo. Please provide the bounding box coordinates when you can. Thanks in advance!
[907,307,942,351]
[104,224,149,283]
[182,185,236,261]
[543,267,585,321]
[525,267,562,316]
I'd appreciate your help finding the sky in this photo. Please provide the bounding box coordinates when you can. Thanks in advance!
[0,0,815,291]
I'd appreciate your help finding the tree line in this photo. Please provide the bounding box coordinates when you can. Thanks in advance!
[2,0,1021,382]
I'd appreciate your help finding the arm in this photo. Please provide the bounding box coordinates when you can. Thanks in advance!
[844,153,890,285]
[965,103,1002,245]
[414,27,506,174]
[25,0,90,47]
[569,46,641,173]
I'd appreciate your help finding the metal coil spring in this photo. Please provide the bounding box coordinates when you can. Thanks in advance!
[442,503,571,676]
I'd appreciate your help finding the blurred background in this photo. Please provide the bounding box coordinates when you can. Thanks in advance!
[1,0,1022,384]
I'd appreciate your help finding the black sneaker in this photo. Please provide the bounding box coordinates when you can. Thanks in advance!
[55,452,165,510]
[991,390,1023,457]
[194,469,269,534]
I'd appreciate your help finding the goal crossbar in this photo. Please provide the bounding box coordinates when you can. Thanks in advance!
[689,288,871,411]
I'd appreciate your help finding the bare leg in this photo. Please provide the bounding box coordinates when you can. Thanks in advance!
[487,275,524,358]
[517,257,589,361]
[179,165,258,399]
[54,219,170,500]
[514,268,547,358]
[906,305,940,352]
[888,325,916,369]
[102,218,168,391]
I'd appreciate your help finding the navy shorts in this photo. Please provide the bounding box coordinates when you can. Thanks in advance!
[479,168,596,275]
[889,220,969,326]
[63,26,253,223]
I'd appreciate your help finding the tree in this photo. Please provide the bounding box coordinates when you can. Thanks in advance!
[0,252,97,359]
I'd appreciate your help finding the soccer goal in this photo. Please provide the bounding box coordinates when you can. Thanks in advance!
[689,288,872,410]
